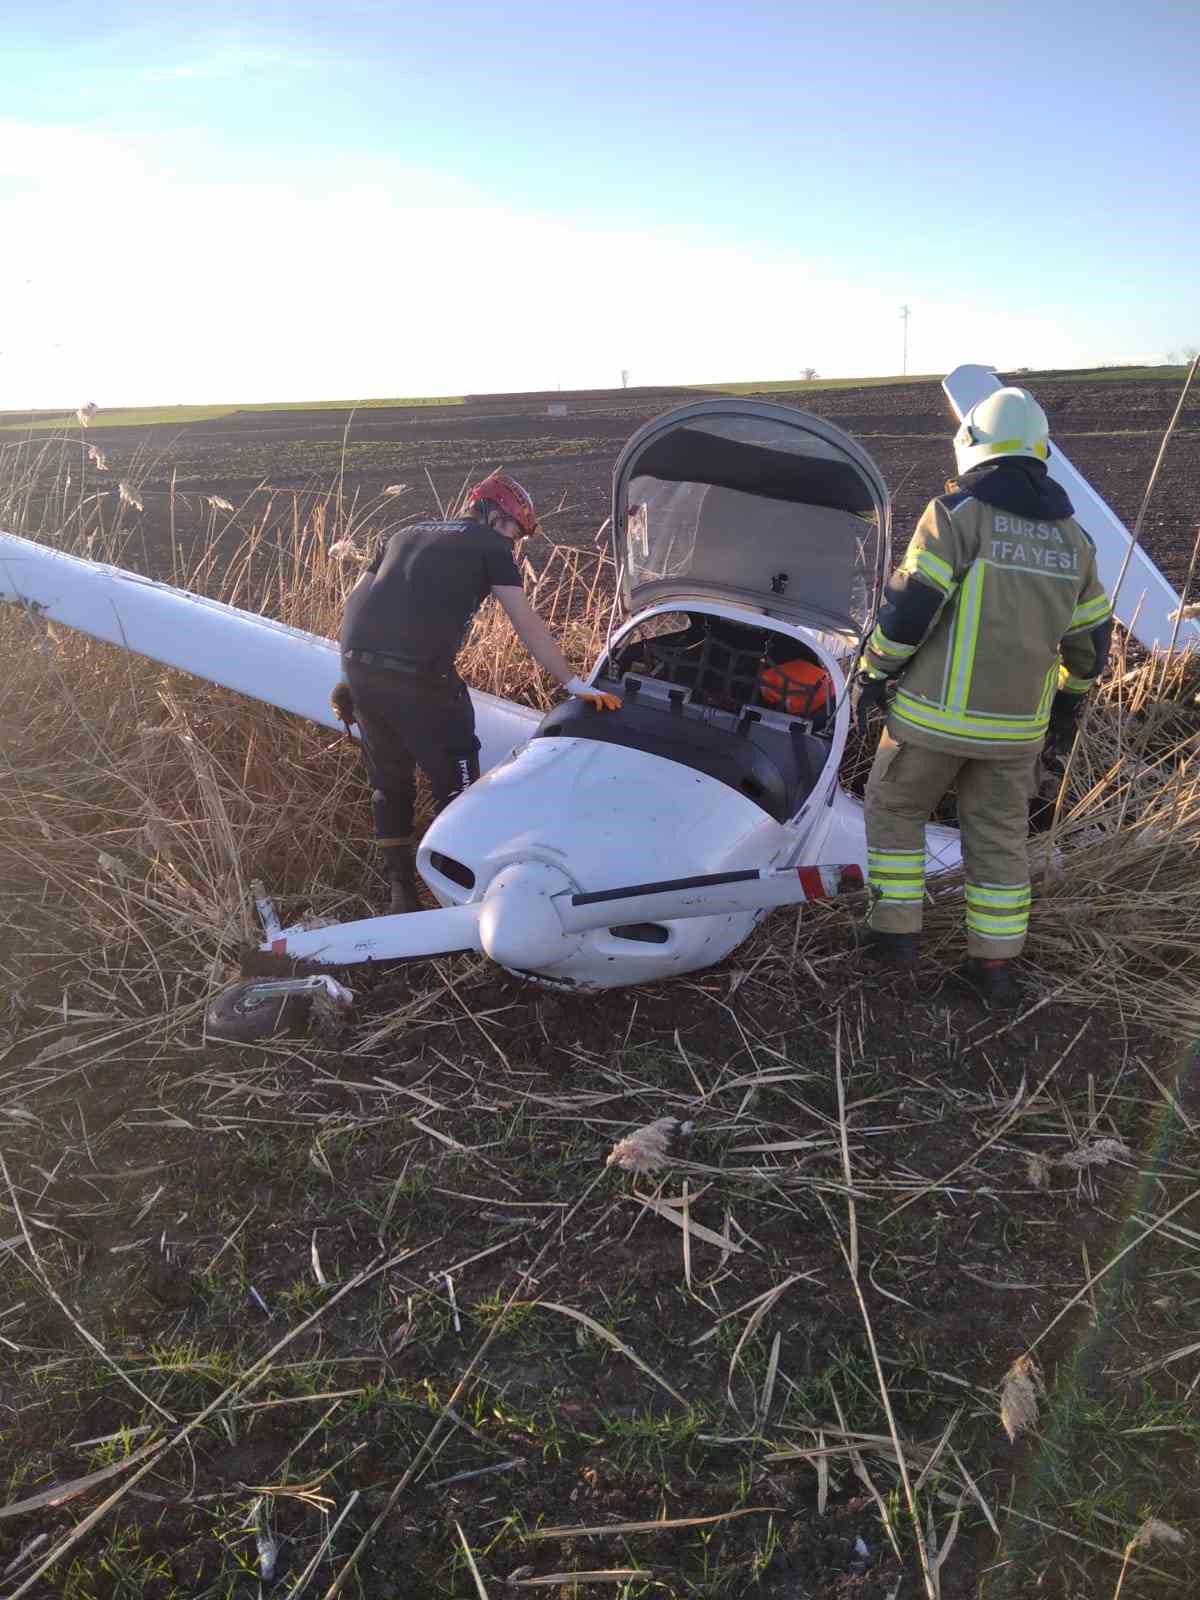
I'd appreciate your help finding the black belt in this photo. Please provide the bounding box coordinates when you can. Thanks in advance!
[343,648,455,684]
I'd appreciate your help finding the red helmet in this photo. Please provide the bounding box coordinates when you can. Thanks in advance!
[467,471,540,537]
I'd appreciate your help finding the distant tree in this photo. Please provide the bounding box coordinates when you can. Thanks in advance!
[620,369,630,388]
[802,367,818,381]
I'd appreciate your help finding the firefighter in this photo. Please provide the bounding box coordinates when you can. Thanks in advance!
[336,472,621,913]
[849,387,1112,1006]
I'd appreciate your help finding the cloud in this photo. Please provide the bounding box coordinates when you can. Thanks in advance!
[0,119,145,185]
[139,43,317,82]
[0,122,1126,408]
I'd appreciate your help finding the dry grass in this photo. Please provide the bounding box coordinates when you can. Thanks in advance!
[0,453,610,1056]
[935,635,1200,1034]
[2,442,1200,1598]
[4,451,1200,1049]
[760,630,1200,1040]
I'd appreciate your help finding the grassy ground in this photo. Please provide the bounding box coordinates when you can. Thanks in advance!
[694,374,941,395]
[0,399,469,432]
[1005,366,1196,384]
[2,440,1200,1598]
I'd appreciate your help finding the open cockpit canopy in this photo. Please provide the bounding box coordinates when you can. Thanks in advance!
[612,399,891,644]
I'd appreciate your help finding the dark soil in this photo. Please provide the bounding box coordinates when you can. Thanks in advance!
[1,923,1197,1597]
[2,372,1199,1596]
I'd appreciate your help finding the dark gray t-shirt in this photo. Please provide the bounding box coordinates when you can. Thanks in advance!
[340,517,521,673]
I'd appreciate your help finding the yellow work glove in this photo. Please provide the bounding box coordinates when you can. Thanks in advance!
[565,677,622,712]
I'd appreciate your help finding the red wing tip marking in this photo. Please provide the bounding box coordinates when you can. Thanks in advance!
[796,864,864,899]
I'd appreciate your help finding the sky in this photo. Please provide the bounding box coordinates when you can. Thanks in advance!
[1,0,1197,407]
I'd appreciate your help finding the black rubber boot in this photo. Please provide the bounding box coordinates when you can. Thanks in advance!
[380,841,420,915]
[957,957,1021,1009]
[860,928,921,969]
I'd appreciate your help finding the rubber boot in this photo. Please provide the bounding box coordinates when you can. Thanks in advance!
[380,840,420,915]
[958,957,1021,1010]
[860,928,921,970]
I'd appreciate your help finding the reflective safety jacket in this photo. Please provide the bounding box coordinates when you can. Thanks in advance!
[860,461,1112,758]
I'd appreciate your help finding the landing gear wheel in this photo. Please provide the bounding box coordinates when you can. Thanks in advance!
[205,975,355,1044]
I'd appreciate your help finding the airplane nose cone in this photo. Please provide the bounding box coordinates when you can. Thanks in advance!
[477,861,581,972]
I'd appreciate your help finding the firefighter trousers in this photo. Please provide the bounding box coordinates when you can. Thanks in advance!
[343,659,481,844]
[863,729,1039,959]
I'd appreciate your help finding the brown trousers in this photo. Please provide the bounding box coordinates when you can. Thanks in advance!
[864,729,1038,959]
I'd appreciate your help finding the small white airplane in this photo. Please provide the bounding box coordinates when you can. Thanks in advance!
[2,366,1193,1028]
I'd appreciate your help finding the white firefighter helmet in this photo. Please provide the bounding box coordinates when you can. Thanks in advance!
[953,386,1050,476]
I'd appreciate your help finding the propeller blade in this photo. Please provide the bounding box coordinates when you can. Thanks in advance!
[259,864,863,972]
[559,863,864,932]
[265,904,482,963]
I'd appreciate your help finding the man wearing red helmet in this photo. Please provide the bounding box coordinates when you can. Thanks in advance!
[337,471,621,913]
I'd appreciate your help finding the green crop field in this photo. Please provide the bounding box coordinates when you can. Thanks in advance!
[1009,364,1194,383]
[0,395,467,432]
[696,372,941,394]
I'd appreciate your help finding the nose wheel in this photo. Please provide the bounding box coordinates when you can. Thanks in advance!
[205,974,355,1044]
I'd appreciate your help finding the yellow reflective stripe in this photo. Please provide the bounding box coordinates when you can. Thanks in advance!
[1068,592,1112,631]
[947,562,985,713]
[914,550,954,593]
[868,848,924,902]
[965,899,1029,920]
[892,690,1049,743]
[1037,664,1057,719]
[981,438,1049,461]
[868,625,917,660]
[1058,668,1094,694]
[966,910,1029,935]
[967,926,1028,945]
[965,884,1031,908]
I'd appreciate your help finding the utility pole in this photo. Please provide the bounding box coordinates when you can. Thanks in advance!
[900,305,910,376]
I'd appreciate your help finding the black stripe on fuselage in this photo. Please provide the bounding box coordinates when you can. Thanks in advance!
[572,869,760,907]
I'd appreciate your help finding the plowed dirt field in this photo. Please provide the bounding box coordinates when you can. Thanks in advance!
[25,368,1199,585]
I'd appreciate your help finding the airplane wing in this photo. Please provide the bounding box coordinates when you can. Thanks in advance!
[943,365,1199,653]
[0,529,540,771]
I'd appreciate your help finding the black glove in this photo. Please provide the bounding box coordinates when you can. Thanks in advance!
[1031,694,1080,833]
[1029,747,1066,833]
[849,671,890,734]
[1047,690,1082,741]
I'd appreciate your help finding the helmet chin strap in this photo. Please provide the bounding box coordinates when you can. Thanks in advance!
[491,511,522,544]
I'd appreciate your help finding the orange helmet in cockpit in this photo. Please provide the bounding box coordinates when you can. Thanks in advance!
[758,658,832,721]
